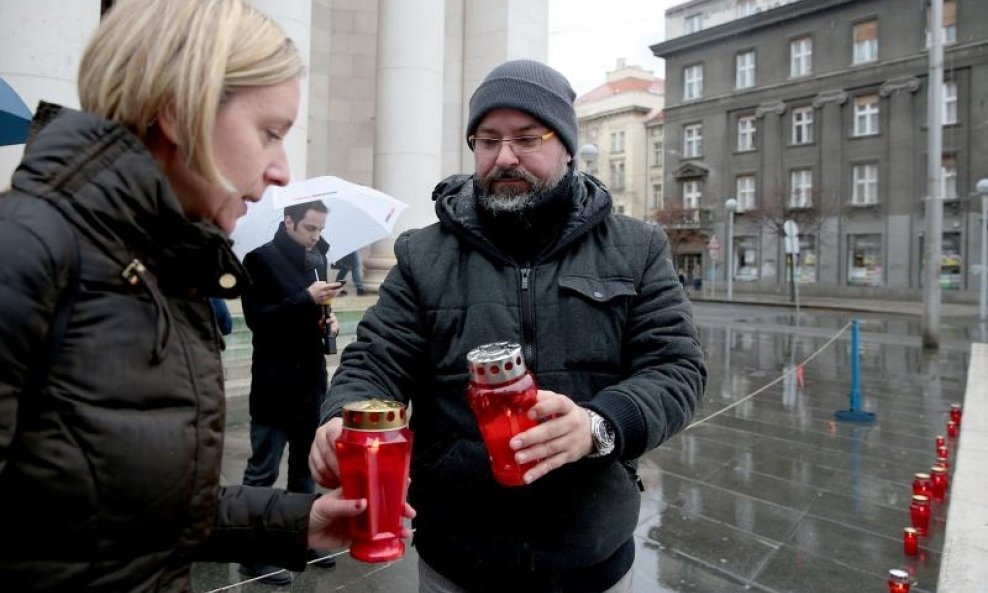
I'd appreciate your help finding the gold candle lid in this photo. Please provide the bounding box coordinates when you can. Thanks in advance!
[913,472,930,480]
[903,527,918,535]
[342,399,408,431]
[911,494,929,504]
[931,465,947,474]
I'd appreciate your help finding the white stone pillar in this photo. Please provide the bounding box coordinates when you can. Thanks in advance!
[249,0,312,182]
[366,0,446,284]
[0,1,99,184]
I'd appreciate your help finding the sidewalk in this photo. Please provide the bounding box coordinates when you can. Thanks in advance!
[691,292,981,318]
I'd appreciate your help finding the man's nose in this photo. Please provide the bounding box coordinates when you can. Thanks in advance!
[493,141,520,168]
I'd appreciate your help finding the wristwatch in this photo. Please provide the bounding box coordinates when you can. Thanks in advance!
[585,409,616,458]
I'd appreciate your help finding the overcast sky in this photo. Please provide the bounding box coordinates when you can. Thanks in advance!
[548,0,680,97]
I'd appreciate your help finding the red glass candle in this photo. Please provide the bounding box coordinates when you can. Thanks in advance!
[950,403,962,427]
[888,568,911,592]
[935,435,945,449]
[466,342,539,486]
[912,473,932,498]
[936,455,949,471]
[947,420,958,438]
[930,466,948,501]
[336,400,412,563]
[909,495,931,535]
[903,527,919,556]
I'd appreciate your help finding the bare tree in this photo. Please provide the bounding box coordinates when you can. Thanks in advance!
[740,185,840,300]
[651,206,711,265]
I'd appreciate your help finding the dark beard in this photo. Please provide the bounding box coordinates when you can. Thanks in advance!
[475,164,567,217]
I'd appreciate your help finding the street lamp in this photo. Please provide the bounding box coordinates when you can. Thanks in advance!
[725,198,738,301]
[578,143,599,174]
[977,178,988,321]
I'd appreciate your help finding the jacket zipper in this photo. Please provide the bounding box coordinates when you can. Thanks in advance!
[520,267,536,368]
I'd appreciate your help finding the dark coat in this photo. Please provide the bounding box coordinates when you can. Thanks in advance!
[323,172,706,592]
[242,226,329,428]
[0,104,316,592]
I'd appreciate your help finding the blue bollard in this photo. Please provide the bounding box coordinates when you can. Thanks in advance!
[834,319,876,423]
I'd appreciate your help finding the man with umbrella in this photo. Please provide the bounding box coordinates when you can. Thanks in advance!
[239,200,343,584]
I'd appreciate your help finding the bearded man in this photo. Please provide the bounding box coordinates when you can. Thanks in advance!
[310,60,706,593]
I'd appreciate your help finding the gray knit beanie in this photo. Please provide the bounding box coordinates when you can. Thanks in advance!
[466,60,578,157]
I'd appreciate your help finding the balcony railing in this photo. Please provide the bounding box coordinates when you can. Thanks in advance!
[654,207,715,229]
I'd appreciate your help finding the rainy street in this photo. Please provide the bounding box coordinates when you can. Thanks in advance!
[192,302,973,593]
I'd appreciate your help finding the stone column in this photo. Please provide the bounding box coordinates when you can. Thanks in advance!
[812,90,848,285]
[880,77,922,289]
[755,100,786,289]
[0,1,99,182]
[365,0,446,286]
[250,0,312,181]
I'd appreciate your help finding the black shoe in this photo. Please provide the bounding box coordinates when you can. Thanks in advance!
[308,549,337,568]
[338,289,349,296]
[238,563,293,586]
[356,289,367,296]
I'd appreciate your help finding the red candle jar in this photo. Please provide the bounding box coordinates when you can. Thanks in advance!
[950,403,962,427]
[902,527,919,556]
[936,455,949,471]
[336,400,412,563]
[947,420,958,438]
[912,473,932,498]
[466,342,539,486]
[935,435,945,450]
[888,568,911,592]
[930,466,948,501]
[909,495,931,535]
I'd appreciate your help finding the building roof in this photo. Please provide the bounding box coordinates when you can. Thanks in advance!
[576,77,665,105]
[645,108,665,123]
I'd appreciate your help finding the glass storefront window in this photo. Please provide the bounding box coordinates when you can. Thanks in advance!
[785,234,817,284]
[847,234,883,286]
[919,232,963,290]
[734,236,759,282]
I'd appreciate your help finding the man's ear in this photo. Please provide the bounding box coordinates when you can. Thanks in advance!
[283,215,294,230]
[156,102,181,146]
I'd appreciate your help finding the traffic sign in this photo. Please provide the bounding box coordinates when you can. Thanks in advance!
[707,235,721,261]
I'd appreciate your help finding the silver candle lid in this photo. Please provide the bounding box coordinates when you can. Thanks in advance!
[466,341,527,386]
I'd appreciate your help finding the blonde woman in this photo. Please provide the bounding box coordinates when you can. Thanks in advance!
[0,1,410,590]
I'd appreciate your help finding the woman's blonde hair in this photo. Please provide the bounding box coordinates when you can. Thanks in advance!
[79,0,303,184]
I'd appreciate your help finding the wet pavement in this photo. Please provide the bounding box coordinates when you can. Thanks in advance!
[192,303,972,592]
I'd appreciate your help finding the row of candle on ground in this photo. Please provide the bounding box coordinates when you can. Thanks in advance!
[888,404,963,592]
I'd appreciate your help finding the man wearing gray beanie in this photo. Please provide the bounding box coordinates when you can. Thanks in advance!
[313,59,705,593]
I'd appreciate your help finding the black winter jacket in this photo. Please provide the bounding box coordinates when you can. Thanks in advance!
[0,104,316,592]
[242,226,329,428]
[323,172,706,592]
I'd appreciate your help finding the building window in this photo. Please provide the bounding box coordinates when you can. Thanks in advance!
[795,235,817,283]
[736,51,755,89]
[683,124,703,158]
[852,163,879,205]
[683,180,701,209]
[610,160,626,191]
[790,37,812,78]
[652,183,664,210]
[791,106,813,144]
[610,130,626,153]
[684,64,703,100]
[737,115,756,151]
[737,0,757,18]
[847,234,883,286]
[853,20,878,64]
[926,0,957,46]
[735,236,760,282]
[942,155,957,200]
[736,175,756,211]
[652,140,663,165]
[943,80,958,124]
[790,169,813,208]
[853,94,880,136]
[684,13,704,34]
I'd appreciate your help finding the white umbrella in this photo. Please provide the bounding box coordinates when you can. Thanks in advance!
[230,176,408,263]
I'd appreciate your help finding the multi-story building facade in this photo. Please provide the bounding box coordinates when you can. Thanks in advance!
[652,0,988,300]
[575,60,664,220]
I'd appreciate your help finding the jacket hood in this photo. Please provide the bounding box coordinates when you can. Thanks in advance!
[10,102,248,299]
[432,170,613,264]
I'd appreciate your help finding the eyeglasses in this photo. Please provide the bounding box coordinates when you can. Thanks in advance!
[467,131,555,155]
